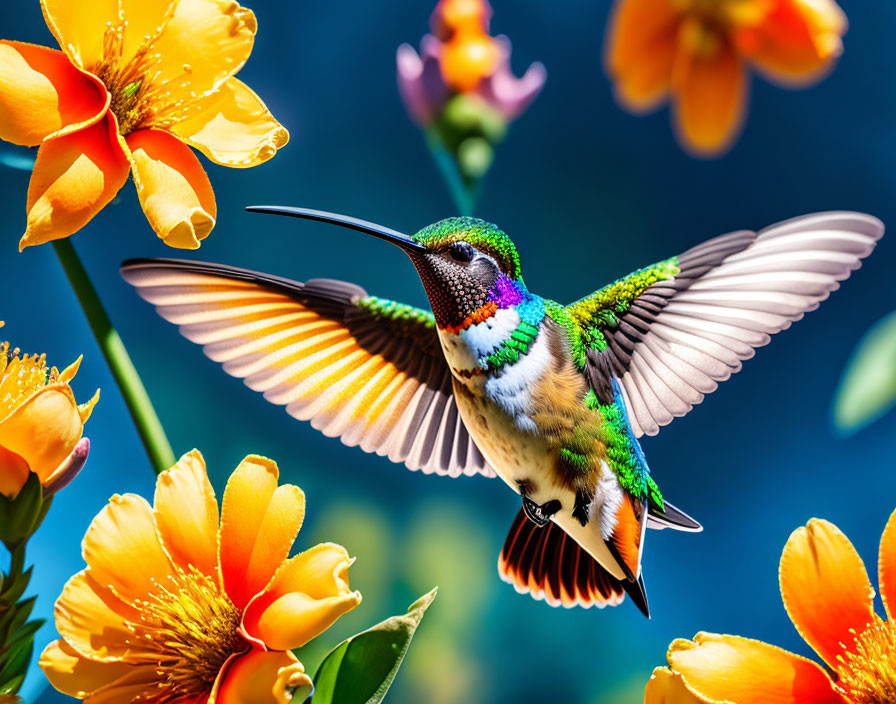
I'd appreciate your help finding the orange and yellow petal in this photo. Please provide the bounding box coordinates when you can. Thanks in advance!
[22,114,130,250]
[0,385,83,482]
[81,493,174,604]
[39,640,132,699]
[879,507,896,620]
[153,449,219,578]
[167,78,288,168]
[248,589,362,651]
[737,0,846,86]
[644,667,707,704]
[605,0,681,112]
[779,518,876,669]
[39,0,119,70]
[0,41,108,147]
[53,570,140,662]
[126,128,216,249]
[242,543,359,650]
[0,445,30,499]
[671,31,747,156]
[151,0,257,99]
[666,633,842,704]
[119,0,177,67]
[214,649,312,704]
[219,456,305,609]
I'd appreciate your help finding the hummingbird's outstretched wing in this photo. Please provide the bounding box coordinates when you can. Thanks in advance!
[121,258,496,478]
[564,212,884,437]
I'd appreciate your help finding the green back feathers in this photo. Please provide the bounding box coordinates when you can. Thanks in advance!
[413,217,523,280]
[548,257,680,367]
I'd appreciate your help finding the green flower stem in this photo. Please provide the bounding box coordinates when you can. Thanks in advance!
[52,239,174,475]
[425,131,478,216]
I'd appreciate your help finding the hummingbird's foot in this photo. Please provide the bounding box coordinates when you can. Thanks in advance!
[521,495,562,527]
[572,488,593,527]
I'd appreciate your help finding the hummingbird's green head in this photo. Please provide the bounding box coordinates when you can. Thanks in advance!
[244,207,525,330]
[409,217,525,329]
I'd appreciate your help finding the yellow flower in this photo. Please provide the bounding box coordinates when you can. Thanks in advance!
[0,0,288,250]
[646,508,896,704]
[39,450,361,703]
[605,0,847,156]
[0,330,97,499]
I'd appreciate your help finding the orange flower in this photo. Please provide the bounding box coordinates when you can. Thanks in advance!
[605,0,847,156]
[39,450,361,703]
[0,0,288,251]
[646,509,896,704]
[0,332,97,499]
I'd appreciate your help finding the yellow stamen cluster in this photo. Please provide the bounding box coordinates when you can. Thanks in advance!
[125,566,244,702]
[835,619,896,704]
[91,12,201,136]
[0,342,58,420]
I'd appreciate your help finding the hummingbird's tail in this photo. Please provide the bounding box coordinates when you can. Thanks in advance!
[498,509,650,617]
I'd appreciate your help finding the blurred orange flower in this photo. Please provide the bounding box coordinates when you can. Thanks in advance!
[0,331,96,499]
[605,0,847,156]
[40,450,361,703]
[0,0,288,251]
[646,509,896,704]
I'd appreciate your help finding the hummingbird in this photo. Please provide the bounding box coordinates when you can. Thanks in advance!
[121,208,883,617]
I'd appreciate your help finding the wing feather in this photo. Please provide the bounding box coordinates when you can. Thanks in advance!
[568,212,884,436]
[121,258,495,478]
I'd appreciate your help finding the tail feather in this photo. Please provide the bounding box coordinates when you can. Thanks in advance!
[499,509,633,612]
[647,498,702,532]
[605,494,647,581]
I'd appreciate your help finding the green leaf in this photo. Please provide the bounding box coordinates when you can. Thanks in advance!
[312,588,437,704]
[833,311,896,433]
[0,568,32,606]
[0,672,24,695]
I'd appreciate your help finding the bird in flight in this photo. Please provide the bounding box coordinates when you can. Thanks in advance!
[122,208,883,617]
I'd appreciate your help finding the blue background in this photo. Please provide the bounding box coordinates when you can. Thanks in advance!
[2,0,894,702]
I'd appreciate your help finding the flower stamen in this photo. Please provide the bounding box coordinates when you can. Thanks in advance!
[125,565,245,703]
[0,343,59,420]
[835,620,896,704]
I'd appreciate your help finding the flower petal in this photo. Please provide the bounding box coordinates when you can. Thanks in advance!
[40,0,119,69]
[0,41,108,147]
[39,639,132,699]
[151,0,257,98]
[82,493,174,604]
[219,456,305,608]
[0,444,30,499]
[84,665,167,704]
[153,449,219,577]
[215,649,312,704]
[672,32,747,156]
[0,385,82,482]
[879,507,896,620]
[779,518,876,669]
[126,128,216,249]
[737,0,846,86]
[667,633,841,704]
[605,0,680,112]
[119,0,177,65]
[22,114,130,249]
[644,667,707,704]
[248,590,362,651]
[54,570,141,662]
[167,78,288,168]
[242,543,358,649]
[43,435,90,497]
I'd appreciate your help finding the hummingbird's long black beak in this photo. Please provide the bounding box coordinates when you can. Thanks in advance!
[246,206,429,254]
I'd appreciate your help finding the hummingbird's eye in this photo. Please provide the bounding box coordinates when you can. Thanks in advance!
[448,241,475,263]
